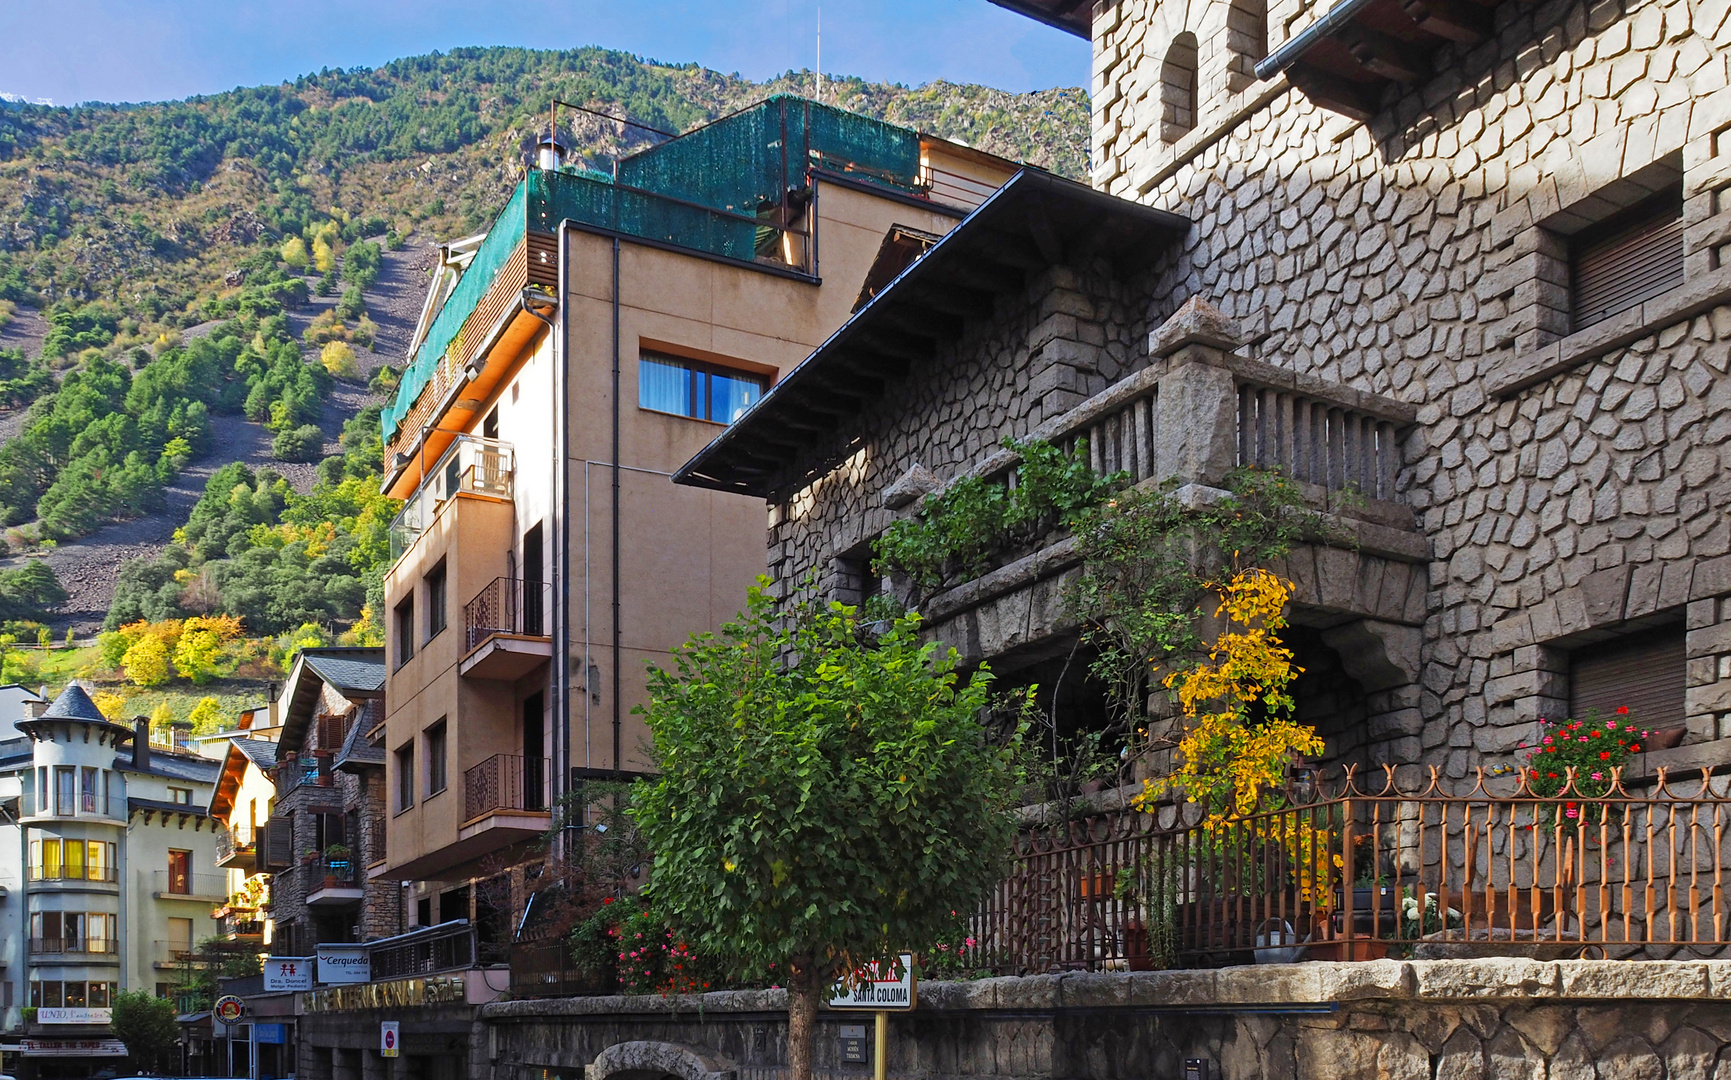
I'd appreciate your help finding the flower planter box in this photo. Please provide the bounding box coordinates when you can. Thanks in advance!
[1306,938,1390,962]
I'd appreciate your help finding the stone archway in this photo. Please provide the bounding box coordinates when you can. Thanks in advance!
[585,1041,738,1080]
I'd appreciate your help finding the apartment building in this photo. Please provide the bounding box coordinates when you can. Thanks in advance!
[375,95,1016,948]
[0,685,221,1080]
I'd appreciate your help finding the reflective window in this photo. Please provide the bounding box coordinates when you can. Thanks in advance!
[638,352,766,423]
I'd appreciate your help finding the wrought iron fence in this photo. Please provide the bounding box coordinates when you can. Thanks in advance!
[463,576,553,652]
[960,766,1731,973]
[464,754,550,821]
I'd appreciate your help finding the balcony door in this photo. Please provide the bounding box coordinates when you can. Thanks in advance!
[167,849,191,895]
[523,523,544,637]
[523,691,545,812]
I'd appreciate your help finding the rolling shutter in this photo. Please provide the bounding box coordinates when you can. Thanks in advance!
[1571,190,1685,332]
[1569,625,1686,731]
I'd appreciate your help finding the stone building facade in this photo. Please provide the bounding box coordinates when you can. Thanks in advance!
[681,0,1731,781]
[264,647,397,954]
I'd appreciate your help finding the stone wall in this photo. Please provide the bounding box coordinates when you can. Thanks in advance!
[767,263,1152,615]
[477,960,1731,1080]
[1077,0,1731,770]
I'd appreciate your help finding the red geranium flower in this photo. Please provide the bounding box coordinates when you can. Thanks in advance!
[1616,706,1629,715]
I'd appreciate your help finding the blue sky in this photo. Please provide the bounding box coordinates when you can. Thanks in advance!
[0,1,1087,107]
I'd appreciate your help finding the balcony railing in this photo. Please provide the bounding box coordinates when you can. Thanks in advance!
[153,871,228,899]
[215,825,254,864]
[463,576,552,652]
[30,938,119,956]
[388,436,515,561]
[918,162,998,213]
[369,922,477,980]
[28,864,118,884]
[464,754,549,821]
[20,792,129,820]
[275,751,334,792]
[154,940,199,965]
[310,858,360,890]
[955,766,1731,974]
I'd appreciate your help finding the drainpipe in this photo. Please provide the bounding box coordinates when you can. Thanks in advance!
[611,238,622,782]
[1253,0,1377,80]
[556,222,574,851]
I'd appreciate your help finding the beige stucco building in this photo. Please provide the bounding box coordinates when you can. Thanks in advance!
[374,96,1016,949]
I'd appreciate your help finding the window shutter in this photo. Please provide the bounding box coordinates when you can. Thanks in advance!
[1569,626,1686,731]
[1571,192,1685,331]
[262,817,293,870]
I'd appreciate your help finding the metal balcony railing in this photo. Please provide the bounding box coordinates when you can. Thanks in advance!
[153,871,228,899]
[275,752,334,792]
[464,754,550,821]
[20,792,129,819]
[29,864,118,884]
[38,937,118,956]
[30,938,119,956]
[368,922,477,980]
[388,436,515,561]
[463,576,552,652]
[154,940,199,965]
[216,825,254,863]
[310,858,360,890]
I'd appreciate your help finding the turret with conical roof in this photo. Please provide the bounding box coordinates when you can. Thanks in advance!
[16,683,134,746]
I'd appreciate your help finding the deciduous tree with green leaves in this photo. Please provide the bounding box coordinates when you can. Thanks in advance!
[110,989,178,1073]
[631,585,1026,1080]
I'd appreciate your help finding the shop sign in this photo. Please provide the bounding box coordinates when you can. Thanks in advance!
[35,1008,113,1025]
[316,944,370,985]
[214,995,246,1024]
[264,957,315,992]
[255,1023,286,1045]
[22,1038,128,1057]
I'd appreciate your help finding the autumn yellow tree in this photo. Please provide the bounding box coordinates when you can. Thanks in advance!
[172,615,242,685]
[1137,568,1322,822]
[121,634,171,687]
[280,236,309,268]
[320,340,359,379]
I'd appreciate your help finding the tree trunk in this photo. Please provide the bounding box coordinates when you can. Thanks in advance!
[787,957,821,1080]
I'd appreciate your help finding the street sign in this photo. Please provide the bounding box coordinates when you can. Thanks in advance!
[381,1021,400,1058]
[263,957,314,992]
[827,953,915,1011]
[213,996,245,1024]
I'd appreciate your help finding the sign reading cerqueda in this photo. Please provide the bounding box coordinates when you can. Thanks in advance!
[828,954,916,1010]
[302,974,467,1013]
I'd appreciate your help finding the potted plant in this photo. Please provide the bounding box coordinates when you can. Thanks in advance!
[323,844,353,887]
[299,848,318,865]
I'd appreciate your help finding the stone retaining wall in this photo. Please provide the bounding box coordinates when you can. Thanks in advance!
[478,960,1731,1080]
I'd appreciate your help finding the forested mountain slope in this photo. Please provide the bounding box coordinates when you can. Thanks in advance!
[0,46,1086,642]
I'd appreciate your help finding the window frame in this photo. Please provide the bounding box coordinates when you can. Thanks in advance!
[394,742,415,814]
[637,350,769,424]
[425,720,448,798]
[394,595,416,668]
[425,562,448,642]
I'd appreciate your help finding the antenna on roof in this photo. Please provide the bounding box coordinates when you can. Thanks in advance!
[816,4,823,103]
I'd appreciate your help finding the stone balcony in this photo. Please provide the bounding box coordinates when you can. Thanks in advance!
[898,299,1425,680]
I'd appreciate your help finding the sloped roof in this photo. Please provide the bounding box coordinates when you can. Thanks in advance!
[674,169,1189,499]
[986,0,1090,36]
[41,684,107,722]
[334,705,386,772]
[209,738,278,821]
[302,651,387,694]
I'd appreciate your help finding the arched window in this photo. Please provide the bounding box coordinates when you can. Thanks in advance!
[1160,33,1200,143]
[1226,0,1268,91]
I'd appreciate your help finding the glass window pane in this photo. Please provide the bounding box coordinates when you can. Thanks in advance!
[42,839,60,878]
[65,840,85,878]
[89,982,109,1008]
[63,981,85,1007]
[42,981,61,1007]
[709,370,764,424]
[639,356,693,416]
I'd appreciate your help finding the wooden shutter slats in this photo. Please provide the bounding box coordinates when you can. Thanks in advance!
[1569,626,1686,731]
[1572,199,1685,331]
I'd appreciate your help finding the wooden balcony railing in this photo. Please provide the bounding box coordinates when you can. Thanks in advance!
[464,754,550,821]
[955,766,1731,975]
